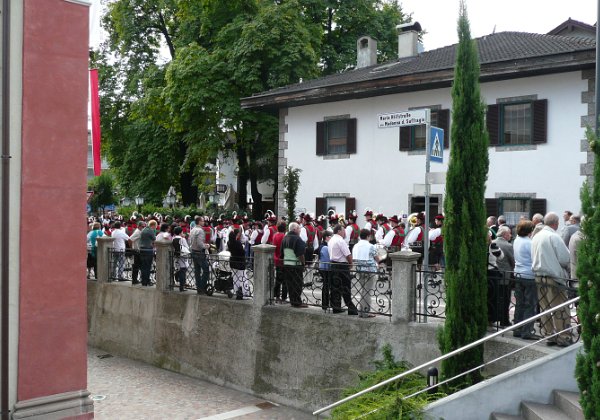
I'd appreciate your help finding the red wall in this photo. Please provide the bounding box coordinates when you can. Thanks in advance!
[18,0,89,400]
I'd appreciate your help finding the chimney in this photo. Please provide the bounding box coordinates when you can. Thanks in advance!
[396,21,422,59]
[356,36,377,68]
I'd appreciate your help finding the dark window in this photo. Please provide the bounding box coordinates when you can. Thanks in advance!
[410,196,440,226]
[400,109,450,151]
[487,99,547,146]
[316,118,357,156]
[486,197,547,223]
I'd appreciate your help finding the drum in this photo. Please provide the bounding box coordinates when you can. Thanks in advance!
[375,244,388,261]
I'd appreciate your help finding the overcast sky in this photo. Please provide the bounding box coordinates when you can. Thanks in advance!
[89,0,598,51]
[401,0,597,50]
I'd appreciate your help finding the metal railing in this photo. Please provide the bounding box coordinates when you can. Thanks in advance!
[170,251,254,299]
[269,260,392,317]
[108,248,156,285]
[414,268,579,340]
[313,296,580,417]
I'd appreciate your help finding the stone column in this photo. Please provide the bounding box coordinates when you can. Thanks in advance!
[390,251,421,323]
[96,236,115,283]
[252,244,276,306]
[154,239,173,292]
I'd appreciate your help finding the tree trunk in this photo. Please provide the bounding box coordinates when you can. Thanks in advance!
[178,140,197,206]
[236,147,249,210]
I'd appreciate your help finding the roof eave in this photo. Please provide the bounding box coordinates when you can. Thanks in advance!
[241,50,595,111]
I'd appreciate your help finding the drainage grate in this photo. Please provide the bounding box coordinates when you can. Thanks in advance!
[255,401,277,410]
[91,395,106,401]
[97,354,113,359]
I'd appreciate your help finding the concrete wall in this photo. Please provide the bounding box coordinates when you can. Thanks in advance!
[87,280,552,413]
[283,71,587,217]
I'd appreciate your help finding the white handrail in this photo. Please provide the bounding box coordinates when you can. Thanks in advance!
[312,296,580,416]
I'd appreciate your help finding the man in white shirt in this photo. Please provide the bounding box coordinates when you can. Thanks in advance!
[352,229,380,317]
[531,212,571,347]
[110,221,131,281]
[328,225,358,315]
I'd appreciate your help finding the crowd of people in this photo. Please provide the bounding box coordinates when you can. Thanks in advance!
[86,208,439,314]
[486,210,581,347]
[86,206,582,335]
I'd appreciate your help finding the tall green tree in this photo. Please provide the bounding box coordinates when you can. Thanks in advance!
[576,126,600,419]
[88,171,116,215]
[438,1,489,387]
[95,0,409,212]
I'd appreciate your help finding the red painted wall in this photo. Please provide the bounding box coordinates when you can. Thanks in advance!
[18,0,89,400]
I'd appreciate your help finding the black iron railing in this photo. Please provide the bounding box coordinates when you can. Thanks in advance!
[413,267,580,343]
[169,251,254,299]
[108,248,156,285]
[270,261,392,317]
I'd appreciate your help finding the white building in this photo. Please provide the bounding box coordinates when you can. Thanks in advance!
[241,20,595,225]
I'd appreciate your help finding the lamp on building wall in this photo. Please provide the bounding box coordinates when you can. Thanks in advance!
[135,195,144,213]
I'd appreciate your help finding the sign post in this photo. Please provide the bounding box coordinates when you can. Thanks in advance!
[378,110,445,271]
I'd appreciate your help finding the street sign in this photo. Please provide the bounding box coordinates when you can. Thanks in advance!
[429,126,444,163]
[378,109,427,128]
[427,172,447,184]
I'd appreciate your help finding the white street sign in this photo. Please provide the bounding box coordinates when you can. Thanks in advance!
[378,109,428,128]
[427,172,447,184]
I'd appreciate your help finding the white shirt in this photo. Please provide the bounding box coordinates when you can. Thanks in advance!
[429,227,442,242]
[405,226,422,245]
[345,225,353,244]
[111,228,130,252]
[531,225,570,280]
[364,221,373,231]
[261,226,271,244]
[250,229,259,245]
[328,234,351,262]
[382,229,396,247]
[300,225,319,249]
[130,228,142,250]
[375,225,385,243]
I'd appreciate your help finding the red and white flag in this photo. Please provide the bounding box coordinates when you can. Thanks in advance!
[89,68,102,176]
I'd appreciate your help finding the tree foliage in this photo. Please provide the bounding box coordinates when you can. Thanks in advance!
[575,126,600,419]
[95,0,408,213]
[282,166,302,220]
[88,171,116,213]
[437,1,489,388]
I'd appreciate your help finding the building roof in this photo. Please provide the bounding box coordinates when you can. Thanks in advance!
[547,18,596,38]
[241,31,595,110]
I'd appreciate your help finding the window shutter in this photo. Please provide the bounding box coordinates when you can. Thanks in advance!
[487,105,499,146]
[399,126,411,151]
[437,109,450,149]
[532,99,547,145]
[530,198,547,217]
[346,118,357,154]
[316,122,325,156]
[345,197,356,215]
[485,198,499,218]
[315,197,326,216]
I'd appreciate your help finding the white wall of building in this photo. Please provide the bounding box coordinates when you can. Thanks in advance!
[284,71,587,217]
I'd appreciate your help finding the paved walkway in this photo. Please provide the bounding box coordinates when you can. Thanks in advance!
[88,347,313,420]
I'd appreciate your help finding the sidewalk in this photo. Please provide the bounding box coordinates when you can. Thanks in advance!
[88,347,313,419]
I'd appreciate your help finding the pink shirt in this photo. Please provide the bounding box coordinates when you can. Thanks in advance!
[328,234,351,262]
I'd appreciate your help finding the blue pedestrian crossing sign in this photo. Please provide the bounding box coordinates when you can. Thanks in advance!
[429,126,444,163]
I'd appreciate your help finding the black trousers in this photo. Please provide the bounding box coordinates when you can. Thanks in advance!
[131,250,141,284]
[274,265,288,300]
[283,265,304,305]
[330,263,357,312]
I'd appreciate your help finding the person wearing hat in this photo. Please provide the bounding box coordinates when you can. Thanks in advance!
[405,212,426,263]
[327,213,339,232]
[374,214,391,244]
[382,215,405,249]
[345,211,360,251]
[261,213,278,245]
[363,210,374,232]
[300,213,319,265]
[429,214,445,268]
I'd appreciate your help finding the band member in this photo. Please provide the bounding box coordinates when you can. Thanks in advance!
[374,213,391,244]
[345,211,360,251]
[363,209,374,231]
[382,215,405,250]
[405,212,426,262]
[429,214,445,267]
[327,212,339,232]
[261,211,278,244]
[300,213,319,264]
[315,215,327,242]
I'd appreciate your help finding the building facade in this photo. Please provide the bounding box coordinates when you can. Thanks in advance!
[242,23,595,224]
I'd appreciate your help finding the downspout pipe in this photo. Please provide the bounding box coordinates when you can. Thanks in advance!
[1,0,11,418]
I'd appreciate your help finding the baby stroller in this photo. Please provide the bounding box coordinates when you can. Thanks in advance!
[206,251,235,298]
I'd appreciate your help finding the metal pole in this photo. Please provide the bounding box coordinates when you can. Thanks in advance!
[424,109,430,270]
[596,0,600,137]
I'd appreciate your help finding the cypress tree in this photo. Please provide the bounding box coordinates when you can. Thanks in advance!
[576,126,600,418]
[437,1,489,387]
